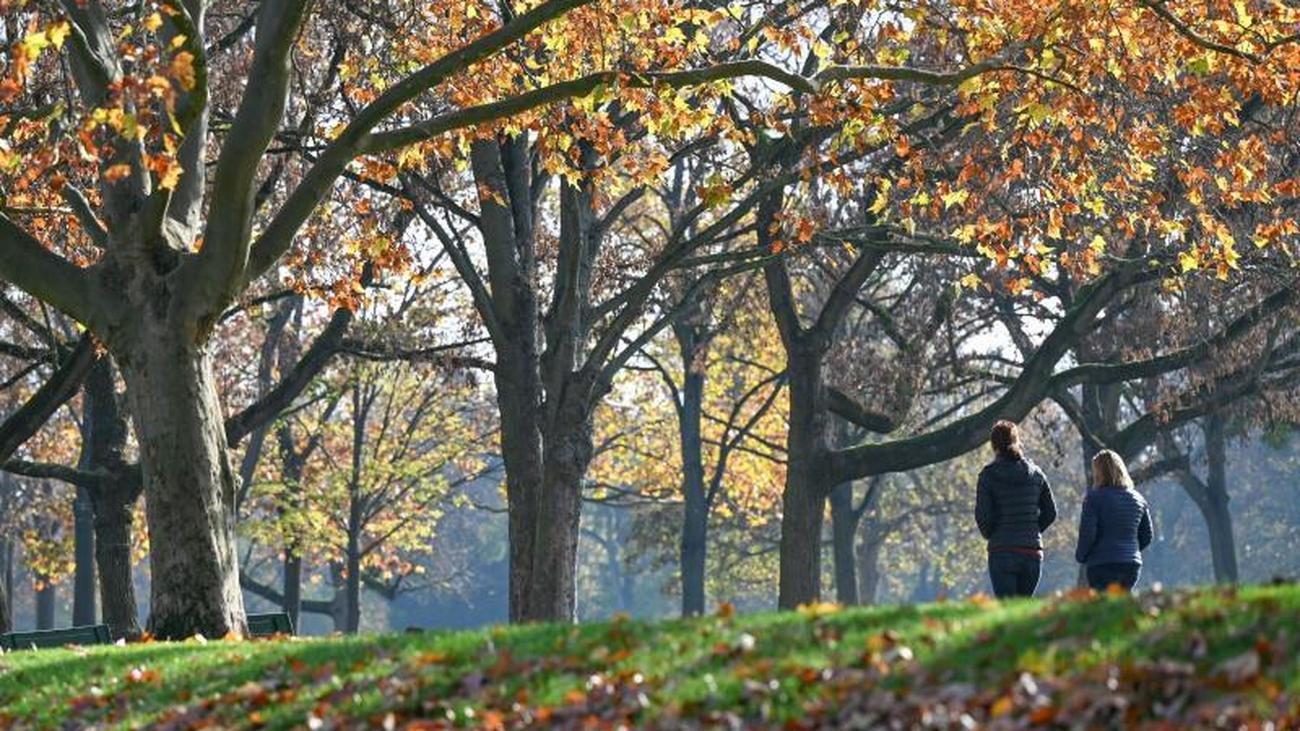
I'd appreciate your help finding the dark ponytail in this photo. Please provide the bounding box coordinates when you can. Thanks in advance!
[990,420,1023,461]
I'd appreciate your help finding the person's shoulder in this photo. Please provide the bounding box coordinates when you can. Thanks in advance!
[1023,459,1049,481]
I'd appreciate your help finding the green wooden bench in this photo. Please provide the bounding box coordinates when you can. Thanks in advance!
[0,624,112,651]
[246,612,294,637]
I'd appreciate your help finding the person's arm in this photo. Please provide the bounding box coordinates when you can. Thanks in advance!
[1138,499,1154,550]
[1037,471,1057,532]
[1075,492,1098,564]
[975,470,996,539]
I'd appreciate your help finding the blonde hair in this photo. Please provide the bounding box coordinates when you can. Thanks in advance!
[1091,449,1134,489]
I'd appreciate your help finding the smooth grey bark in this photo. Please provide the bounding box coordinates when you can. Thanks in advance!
[72,487,96,625]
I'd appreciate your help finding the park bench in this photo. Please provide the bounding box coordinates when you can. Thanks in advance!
[0,624,112,651]
[246,612,294,638]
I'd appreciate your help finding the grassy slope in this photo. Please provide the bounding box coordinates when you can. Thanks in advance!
[0,584,1296,729]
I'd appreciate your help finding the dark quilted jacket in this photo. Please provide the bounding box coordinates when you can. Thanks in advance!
[1075,486,1154,566]
[975,456,1058,550]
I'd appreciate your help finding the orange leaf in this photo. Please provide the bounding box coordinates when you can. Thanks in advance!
[103,163,131,183]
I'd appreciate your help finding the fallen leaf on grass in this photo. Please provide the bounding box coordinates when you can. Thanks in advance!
[1215,650,1260,685]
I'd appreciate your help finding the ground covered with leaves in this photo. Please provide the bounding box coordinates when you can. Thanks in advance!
[0,584,1296,729]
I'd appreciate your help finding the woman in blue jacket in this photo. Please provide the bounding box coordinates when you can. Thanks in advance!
[1076,450,1155,592]
[975,421,1058,598]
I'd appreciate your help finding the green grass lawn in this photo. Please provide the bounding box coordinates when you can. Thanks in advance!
[1,584,1297,729]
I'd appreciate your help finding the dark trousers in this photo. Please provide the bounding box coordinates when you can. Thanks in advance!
[988,552,1042,598]
[1087,562,1141,592]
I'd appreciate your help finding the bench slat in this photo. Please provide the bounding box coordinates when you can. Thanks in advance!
[246,612,294,637]
[0,624,112,651]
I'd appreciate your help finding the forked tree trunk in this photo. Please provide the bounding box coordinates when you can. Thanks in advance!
[91,484,142,639]
[472,137,600,624]
[118,334,245,639]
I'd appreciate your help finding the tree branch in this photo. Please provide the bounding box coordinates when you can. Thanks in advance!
[0,336,96,464]
[0,215,105,329]
[245,0,595,285]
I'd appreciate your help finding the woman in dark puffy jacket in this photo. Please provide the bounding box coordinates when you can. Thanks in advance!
[1076,449,1154,592]
[975,421,1058,598]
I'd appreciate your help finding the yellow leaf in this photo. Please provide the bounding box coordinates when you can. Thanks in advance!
[1178,251,1199,273]
[941,189,969,209]
[868,179,891,215]
[48,22,71,49]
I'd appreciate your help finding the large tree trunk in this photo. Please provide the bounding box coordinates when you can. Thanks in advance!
[91,484,142,639]
[829,481,859,605]
[118,335,245,640]
[72,487,97,625]
[512,432,588,622]
[677,334,708,617]
[35,577,55,629]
